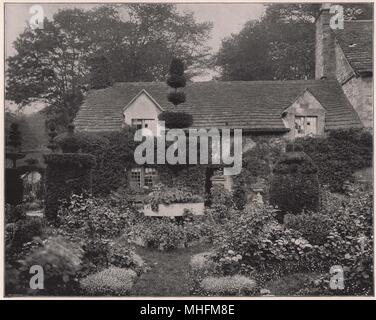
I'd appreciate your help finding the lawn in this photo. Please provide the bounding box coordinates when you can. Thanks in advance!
[130,244,211,296]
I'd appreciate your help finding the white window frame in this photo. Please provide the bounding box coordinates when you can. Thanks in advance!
[130,167,157,188]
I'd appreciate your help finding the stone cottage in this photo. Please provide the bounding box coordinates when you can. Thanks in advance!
[74,6,371,195]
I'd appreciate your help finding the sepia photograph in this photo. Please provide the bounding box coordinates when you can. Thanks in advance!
[2,1,374,299]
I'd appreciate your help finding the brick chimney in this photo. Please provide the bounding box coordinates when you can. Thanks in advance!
[315,4,336,79]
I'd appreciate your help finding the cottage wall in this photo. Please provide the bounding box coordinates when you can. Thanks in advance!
[342,76,373,128]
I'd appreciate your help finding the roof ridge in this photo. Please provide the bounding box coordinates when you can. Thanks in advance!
[344,19,373,23]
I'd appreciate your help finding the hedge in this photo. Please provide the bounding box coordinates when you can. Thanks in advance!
[44,153,95,220]
[5,168,24,205]
[270,150,320,217]
[295,128,372,192]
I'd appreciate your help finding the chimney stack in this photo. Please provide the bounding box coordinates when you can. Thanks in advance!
[315,4,336,79]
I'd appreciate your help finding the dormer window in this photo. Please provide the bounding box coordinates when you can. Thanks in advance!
[294,116,317,137]
[131,119,154,130]
[283,89,326,140]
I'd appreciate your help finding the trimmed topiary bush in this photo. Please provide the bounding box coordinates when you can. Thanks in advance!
[158,111,192,129]
[270,149,319,216]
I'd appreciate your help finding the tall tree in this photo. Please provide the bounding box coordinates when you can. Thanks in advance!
[6,4,212,127]
[216,3,373,81]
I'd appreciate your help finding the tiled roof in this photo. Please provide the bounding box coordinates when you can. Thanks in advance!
[334,20,373,74]
[74,80,362,132]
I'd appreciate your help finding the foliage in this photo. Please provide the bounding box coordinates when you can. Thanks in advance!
[158,111,192,128]
[159,110,188,129]
[58,194,131,242]
[5,204,26,223]
[6,5,212,126]
[77,127,137,196]
[7,217,46,252]
[199,275,257,296]
[8,123,22,151]
[206,184,237,222]
[284,213,331,245]
[44,154,95,220]
[270,151,320,216]
[18,236,83,295]
[146,184,204,211]
[216,3,372,81]
[232,137,285,209]
[5,168,24,205]
[108,244,145,275]
[88,54,113,89]
[295,128,373,192]
[212,184,373,295]
[80,267,137,296]
[167,91,187,106]
[130,215,212,251]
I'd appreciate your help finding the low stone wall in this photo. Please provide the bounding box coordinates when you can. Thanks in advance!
[143,202,205,217]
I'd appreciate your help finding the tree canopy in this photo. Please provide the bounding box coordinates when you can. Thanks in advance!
[6,4,212,127]
[216,3,373,81]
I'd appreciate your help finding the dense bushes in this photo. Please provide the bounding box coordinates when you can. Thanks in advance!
[44,153,95,220]
[232,136,285,208]
[295,128,372,192]
[130,215,213,251]
[58,194,131,241]
[80,268,137,296]
[74,127,137,196]
[270,150,320,216]
[18,236,83,295]
[210,184,373,295]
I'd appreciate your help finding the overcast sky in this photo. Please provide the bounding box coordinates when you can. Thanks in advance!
[5,3,265,58]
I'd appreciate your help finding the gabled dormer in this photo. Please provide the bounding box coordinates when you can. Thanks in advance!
[123,89,164,136]
[282,89,326,140]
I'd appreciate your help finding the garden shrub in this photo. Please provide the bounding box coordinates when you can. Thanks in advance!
[58,194,131,242]
[9,217,46,251]
[18,236,83,295]
[212,184,373,295]
[108,244,145,275]
[5,204,26,223]
[284,213,331,245]
[295,128,372,192]
[78,127,137,196]
[206,184,237,222]
[199,275,257,296]
[212,202,318,281]
[44,153,95,220]
[130,215,213,251]
[270,150,320,216]
[158,111,193,128]
[80,267,137,296]
[232,136,285,209]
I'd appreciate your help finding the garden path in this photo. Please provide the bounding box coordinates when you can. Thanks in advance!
[130,244,211,296]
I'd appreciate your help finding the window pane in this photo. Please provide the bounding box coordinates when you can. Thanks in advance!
[131,168,142,187]
[144,168,157,188]
[306,116,317,135]
[294,116,305,137]
[131,119,143,131]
